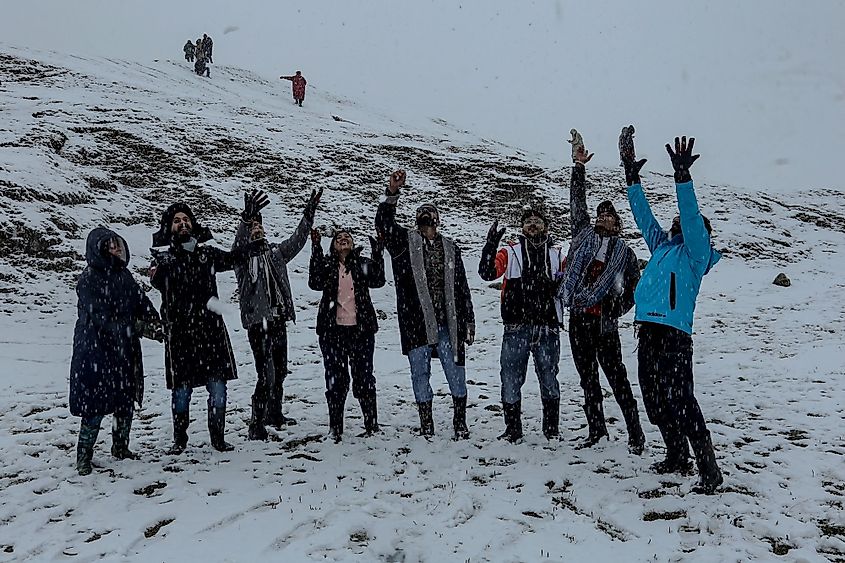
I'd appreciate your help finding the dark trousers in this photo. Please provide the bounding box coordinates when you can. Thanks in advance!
[637,322,709,441]
[248,319,288,409]
[569,313,640,432]
[318,325,376,403]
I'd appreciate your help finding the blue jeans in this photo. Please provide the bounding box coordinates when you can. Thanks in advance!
[408,325,467,403]
[171,380,227,416]
[500,324,561,404]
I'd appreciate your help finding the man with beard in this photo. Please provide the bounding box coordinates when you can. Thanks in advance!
[479,207,565,442]
[232,188,322,440]
[150,203,237,454]
[376,169,475,439]
[558,131,645,453]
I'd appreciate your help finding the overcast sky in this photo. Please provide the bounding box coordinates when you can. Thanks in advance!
[2,0,843,191]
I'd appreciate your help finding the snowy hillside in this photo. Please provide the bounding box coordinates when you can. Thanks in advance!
[1,46,844,561]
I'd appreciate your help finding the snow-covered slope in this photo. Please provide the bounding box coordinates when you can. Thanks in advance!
[1,46,843,561]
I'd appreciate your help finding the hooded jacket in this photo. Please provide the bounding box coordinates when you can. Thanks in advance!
[231,212,313,329]
[627,180,720,334]
[70,228,159,417]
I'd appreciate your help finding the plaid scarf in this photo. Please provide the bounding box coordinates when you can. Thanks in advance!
[559,229,628,309]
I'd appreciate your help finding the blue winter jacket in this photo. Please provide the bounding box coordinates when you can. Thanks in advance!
[627,181,720,334]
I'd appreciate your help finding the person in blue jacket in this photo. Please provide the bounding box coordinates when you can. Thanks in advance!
[623,134,723,495]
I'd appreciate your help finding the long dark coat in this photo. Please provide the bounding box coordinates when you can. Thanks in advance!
[70,228,159,417]
[150,244,237,389]
[308,243,385,336]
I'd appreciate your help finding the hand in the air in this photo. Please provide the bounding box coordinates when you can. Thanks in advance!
[486,220,506,246]
[666,136,700,183]
[388,170,406,194]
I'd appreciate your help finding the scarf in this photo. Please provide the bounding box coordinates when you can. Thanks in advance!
[559,228,628,309]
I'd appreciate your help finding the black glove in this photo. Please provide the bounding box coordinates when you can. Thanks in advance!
[666,136,700,184]
[241,189,270,222]
[304,187,323,220]
[368,235,384,256]
[486,220,506,247]
[623,158,647,187]
[619,125,647,186]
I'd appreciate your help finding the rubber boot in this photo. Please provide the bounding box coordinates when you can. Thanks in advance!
[111,415,139,460]
[359,393,380,436]
[622,405,646,455]
[452,395,470,440]
[651,425,693,474]
[208,407,234,452]
[76,421,100,476]
[267,385,298,429]
[248,397,269,441]
[576,403,609,449]
[328,397,344,443]
[690,433,724,494]
[497,400,523,443]
[417,401,434,437]
[166,411,190,455]
[541,398,560,440]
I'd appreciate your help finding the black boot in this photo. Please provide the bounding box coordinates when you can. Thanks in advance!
[359,393,380,436]
[166,411,190,455]
[208,408,234,452]
[452,395,470,440]
[417,401,434,437]
[328,398,344,443]
[690,433,723,494]
[622,408,646,455]
[248,397,269,441]
[267,386,298,429]
[651,425,693,474]
[541,398,560,440]
[111,415,139,460]
[577,403,609,449]
[76,421,101,476]
[498,400,523,443]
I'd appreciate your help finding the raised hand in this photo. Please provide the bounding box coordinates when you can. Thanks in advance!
[486,220,506,246]
[574,144,594,166]
[305,187,323,219]
[368,234,384,255]
[241,189,270,222]
[388,169,406,194]
[619,126,647,186]
[310,228,321,247]
[665,136,700,183]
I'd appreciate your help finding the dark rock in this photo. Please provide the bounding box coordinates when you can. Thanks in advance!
[772,273,791,287]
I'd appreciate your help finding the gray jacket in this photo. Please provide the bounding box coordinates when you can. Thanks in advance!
[232,214,312,329]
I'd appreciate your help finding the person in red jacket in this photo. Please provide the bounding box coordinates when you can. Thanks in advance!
[280,71,307,106]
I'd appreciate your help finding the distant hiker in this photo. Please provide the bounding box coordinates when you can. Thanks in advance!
[202,33,214,63]
[309,227,385,442]
[70,228,163,476]
[184,39,195,62]
[280,71,307,106]
[195,57,210,78]
[558,130,645,454]
[376,170,475,440]
[478,208,564,443]
[624,133,723,494]
[231,188,322,441]
[150,203,238,454]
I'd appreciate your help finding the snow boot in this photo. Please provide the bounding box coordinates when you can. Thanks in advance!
[359,393,380,436]
[167,411,190,455]
[76,421,100,476]
[328,397,345,443]
[498,400,523,443]
[267,386,298,429]
[650,426,693,474]
[690,433,724,494]
[541,398,560,440]
[248,397,269,441]
[622,407,646,455]
[111,415,138,460]
[417,401,434,437]
[452,395,470,440]
[208,408,234,452]
[576,403,609,449]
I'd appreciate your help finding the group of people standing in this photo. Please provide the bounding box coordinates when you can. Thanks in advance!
[183,34,213,77]
[69,128,724,495]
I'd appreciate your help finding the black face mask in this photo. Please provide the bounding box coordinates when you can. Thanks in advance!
[416,212,437,227]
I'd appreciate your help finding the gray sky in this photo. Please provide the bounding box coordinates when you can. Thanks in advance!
[2,0,843,191]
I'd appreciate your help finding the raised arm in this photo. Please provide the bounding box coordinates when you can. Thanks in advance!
[568,130,594,237]
[666,136,712,265]
[274,188,321,262]
[365,236,386,289]
[478,220,507,281]
[620,126,665,253]
[307,231,329,291]
[375,169,410,257]
[233,189,270,259]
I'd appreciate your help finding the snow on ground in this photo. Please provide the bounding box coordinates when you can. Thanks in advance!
[0,46,844,562]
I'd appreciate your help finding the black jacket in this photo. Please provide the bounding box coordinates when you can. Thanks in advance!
[375,191,475,364]
[309,243,385,335]
[70,228,159,417]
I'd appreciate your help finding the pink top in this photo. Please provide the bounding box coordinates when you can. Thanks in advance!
[335,263,357,326]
